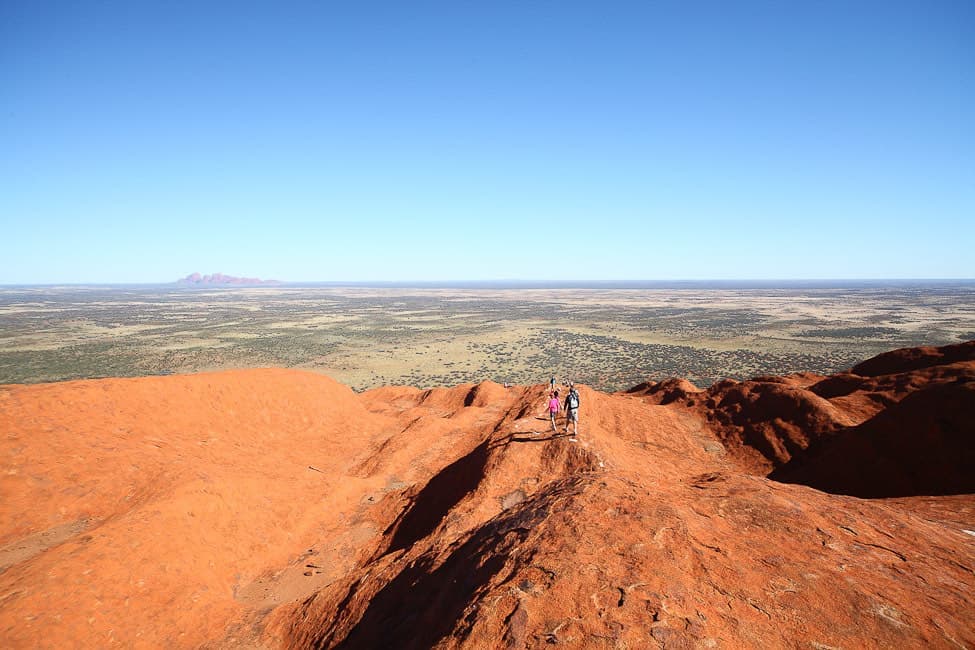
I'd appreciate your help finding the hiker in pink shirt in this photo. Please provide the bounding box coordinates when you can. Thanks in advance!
[546,390,561,433]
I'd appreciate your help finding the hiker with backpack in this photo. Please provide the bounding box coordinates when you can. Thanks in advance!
[563,383,580,441]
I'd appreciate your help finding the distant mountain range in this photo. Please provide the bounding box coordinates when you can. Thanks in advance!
[176,272,280,286]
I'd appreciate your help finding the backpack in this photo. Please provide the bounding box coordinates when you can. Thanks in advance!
[568,390,579,409]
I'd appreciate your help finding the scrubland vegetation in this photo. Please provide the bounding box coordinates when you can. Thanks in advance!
[1,284,972,391]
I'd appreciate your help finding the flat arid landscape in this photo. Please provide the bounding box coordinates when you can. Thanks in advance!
[2,282,973,391]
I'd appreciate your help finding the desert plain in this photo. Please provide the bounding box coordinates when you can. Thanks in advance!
[2,282,973,390]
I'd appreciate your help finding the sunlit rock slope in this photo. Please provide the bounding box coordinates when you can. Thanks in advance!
[1,343,973,648]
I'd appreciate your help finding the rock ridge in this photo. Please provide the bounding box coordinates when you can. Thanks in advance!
[0,343,972,648]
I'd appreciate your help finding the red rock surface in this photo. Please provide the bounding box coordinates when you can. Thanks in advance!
[850,340,975,377]
[659,341,975,479]
[623,377,701,405]
[1,343,973,648]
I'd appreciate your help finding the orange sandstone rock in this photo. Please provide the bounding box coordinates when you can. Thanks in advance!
[0,344,972,648]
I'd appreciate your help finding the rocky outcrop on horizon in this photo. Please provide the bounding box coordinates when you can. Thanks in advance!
[176,271,280,286]
[1,342,972,648]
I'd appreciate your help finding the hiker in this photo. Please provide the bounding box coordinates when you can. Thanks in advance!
[550,375,557,391]
[546,389,561,433]
[563,383,580,440]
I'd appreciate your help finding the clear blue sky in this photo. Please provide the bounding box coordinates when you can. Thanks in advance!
[2,1,973,283]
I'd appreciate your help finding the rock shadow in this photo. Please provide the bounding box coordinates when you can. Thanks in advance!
[319,484,558,650]
[769,380,975,497]
[381,439,490,556]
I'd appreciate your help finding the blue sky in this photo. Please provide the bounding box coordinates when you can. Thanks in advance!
[2,1,972,283]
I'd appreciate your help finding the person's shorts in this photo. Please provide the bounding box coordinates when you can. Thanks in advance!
[566,408,579,422]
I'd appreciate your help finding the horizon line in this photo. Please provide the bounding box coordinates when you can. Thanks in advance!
[2,278,975,289]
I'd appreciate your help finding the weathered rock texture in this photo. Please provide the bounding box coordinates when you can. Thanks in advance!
[1,342,973,648]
